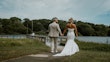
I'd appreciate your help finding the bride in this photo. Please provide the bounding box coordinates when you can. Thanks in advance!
[53,18,79,56]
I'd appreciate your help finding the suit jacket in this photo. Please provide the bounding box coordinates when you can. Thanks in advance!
[48,22,62,37]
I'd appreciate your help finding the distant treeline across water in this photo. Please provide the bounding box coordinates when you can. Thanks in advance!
[0,17,110,36]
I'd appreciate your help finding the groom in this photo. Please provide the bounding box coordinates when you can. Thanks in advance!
[48,17,62,53]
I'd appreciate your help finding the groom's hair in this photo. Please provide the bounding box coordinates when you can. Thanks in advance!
[52,17,58,21]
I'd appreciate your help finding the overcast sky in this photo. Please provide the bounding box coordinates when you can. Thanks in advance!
[0,0,110,25]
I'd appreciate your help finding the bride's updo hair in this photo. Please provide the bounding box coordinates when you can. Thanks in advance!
[68,18,74,23]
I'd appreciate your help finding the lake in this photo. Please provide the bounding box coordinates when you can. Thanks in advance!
[0,35,110,44]
[0,35,27,39]
[76,36,110,44]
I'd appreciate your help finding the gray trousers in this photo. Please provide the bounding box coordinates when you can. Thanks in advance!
[50,37,58,52]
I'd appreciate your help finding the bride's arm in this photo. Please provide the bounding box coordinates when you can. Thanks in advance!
[74,24,78,37]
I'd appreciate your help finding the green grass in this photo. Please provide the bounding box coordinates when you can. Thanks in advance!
[0,38,110,62]
[0,38,50,61]
[51,40,110,62]
[50,50,110,62]
[76,40,110,52]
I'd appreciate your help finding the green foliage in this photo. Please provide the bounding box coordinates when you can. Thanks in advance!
[93,24,108,36]
[58,20,67,31]
[0,17,109,36]
[77,21,109,36]
[77,21,95,36]
[108,29,110,36]
[107,26,110,36]
[0,17,27,34]
[0,19,3,33]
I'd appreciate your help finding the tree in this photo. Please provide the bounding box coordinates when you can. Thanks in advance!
[23,18,32,34]
[107,29,110,36]
[0,19,3,34]
[38,19,51,30]
[10,17,21,24]
[107,26,110,36]
[58,20,67,32]
[77,22,95,36]
[32,20,46,35]
[0,17,28,34]
[0,17,109,36]
[93,24,108,36]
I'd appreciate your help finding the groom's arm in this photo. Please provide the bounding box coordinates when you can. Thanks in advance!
[57,24,62,36]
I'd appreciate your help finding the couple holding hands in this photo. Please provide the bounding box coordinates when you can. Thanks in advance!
[48,17,79,56]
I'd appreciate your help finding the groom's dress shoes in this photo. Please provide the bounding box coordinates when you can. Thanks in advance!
[51,50,58,53]
[55,50,58,53]
[51,51,54,53]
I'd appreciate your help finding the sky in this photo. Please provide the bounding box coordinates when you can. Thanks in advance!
[0,0,110,25]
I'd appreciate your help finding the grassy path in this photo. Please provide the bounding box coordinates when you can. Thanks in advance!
[0,38,110,62]
[0,38,50,61]
[3,50,110,62]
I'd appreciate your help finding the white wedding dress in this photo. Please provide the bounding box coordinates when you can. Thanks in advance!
[53,28,79,56]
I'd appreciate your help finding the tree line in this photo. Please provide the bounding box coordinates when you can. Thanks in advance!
[0,17,110,36]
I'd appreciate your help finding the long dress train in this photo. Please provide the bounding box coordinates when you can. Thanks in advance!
[53,28,79,56]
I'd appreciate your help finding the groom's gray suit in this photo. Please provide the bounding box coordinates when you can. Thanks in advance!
[48,22,62,53]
